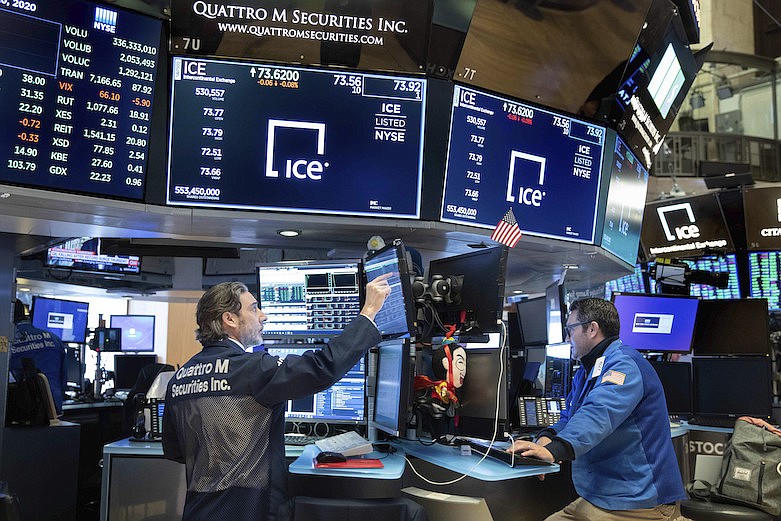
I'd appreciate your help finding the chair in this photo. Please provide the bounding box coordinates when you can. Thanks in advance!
[291,496,427,521]
[680,499,774,520]
[401,487,494,521]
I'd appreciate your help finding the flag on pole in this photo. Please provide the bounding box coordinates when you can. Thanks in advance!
[491,208,522,247]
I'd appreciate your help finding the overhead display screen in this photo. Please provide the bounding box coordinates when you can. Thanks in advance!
[641,193,734,259]
[600,136,649,265]
[167,57,426,218]
[170,0,431,74]
[0,0,162,200]
[749,252,781,310]
[441,85,606,243]
[743,186,781,251]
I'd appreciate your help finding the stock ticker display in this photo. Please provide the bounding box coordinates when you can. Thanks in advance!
[441,85,606,244]
[167,57,426,217]
[749,252,781,310]
[0,0,162,200]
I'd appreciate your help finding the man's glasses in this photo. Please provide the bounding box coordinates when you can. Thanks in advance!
[564,320,592,338]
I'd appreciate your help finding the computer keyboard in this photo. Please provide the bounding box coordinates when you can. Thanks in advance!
[461,438,554,467]
[314,431,373,456]
[687,416,738,429]
[284,433,325,446]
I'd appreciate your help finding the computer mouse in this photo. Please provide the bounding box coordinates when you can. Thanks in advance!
[316,451,347,463]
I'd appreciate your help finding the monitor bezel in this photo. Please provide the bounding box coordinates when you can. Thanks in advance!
[30,295,90,344]
[363,239,417,340]
[109,314,156,353]
[370,339,411,438]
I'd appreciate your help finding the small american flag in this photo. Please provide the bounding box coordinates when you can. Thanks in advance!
[491,208,522,247]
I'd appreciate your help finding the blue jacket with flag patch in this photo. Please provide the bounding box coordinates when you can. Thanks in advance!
[546,338,685,510]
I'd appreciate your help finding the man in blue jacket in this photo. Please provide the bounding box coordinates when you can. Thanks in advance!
[163,274,391,521]
[509,298,686,521]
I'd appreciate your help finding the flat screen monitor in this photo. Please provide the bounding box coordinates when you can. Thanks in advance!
[110,315,155,352]
[113,354,157,390]
[363,240,416,339]
[685,254,740,300]
[371,339,411,437]
[46,237,140,274]
[92,327,121,352]
[31,296,89,343]
[611,292,699,353]
[167,57,426,218]
[455,347,508,439]
[257,260,360,339]
[691,299,770,356]
[649,360,692,417]
[0,0,162,200]
[545,281,566,345]
[266,345,366,425]
[693,357,772,421]
[641,193,734,259]
[543,342,571,399]
[744,186,781,251]
[749,252,781,310]
[610,0,701,168]
[440,84,607,244]
[605,264,647,299]
[515,296,547,347]
[599,136,649,265]
[427,247,508,335]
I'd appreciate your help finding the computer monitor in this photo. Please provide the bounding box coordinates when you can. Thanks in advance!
[455,347,508,439]
[611,292,699,353]
[363,240,417,339]
[691,299,770,356]
[515,296,547,347]
[266,345,366,425]
[604,264,647,299]
[649,361,692,417]
[749,252,781,310]
[693,357,772,421]
[113,354,158,391]
[371,339,412,438]
[545,281,566,345]
[110,315,156,352]
[91,327,122,353]
[427,247,508,335]
[685,254,740,300]
[31,296,89,343]
[543,343,571,399]
[257,260,361,339]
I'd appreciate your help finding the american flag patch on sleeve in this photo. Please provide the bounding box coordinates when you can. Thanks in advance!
[601,370,626,385]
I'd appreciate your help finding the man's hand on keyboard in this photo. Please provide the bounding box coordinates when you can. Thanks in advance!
[507,439,554,479]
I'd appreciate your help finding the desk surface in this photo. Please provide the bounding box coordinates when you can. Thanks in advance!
[63,400,124,410]
[289,443,406,479]
[104,437,310,459]
[394,439,559,481]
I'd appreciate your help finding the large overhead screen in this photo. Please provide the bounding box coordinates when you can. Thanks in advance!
[167,57,426,217]
[743,186,781,251]
[453,0,650,116]
[599,136,650,265]
[641,193,734,259]
[0,0,162,200]
[441,85,607,243]
[169,0,432,74]
[609,0,701,168]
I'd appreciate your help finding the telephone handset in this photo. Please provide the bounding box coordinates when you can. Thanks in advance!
[517,396,567,427]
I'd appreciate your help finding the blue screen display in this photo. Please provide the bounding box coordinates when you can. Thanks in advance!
[31,296,89,343]
[266,345,365,424]
[364,243,413,338]
[0,0,162,200]
[441,85,606,243]
[110,315,155,352]
[167,57,426,217]
[600,137,649,265]
[612,293,699,353]
[750,252,781,310]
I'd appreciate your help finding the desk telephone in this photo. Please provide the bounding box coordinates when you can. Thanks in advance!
[518,396,566,427]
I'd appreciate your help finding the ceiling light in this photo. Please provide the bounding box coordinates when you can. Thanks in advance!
[0,192,10,199]
[562,263,580,270]
[716,84,733,100]
[690,93,705,109]
[18,287,30,292]
[277,230,301,237]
